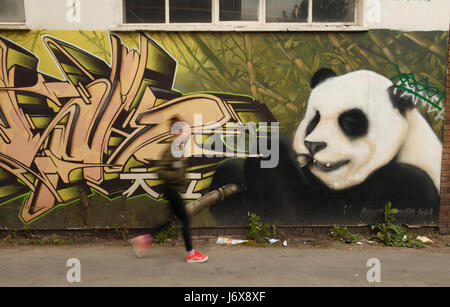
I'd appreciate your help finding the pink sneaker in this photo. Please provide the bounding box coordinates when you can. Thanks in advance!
[130,234,153,258]
[186,250,208,263]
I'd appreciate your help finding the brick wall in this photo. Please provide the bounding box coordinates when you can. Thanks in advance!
[439,28,450,235]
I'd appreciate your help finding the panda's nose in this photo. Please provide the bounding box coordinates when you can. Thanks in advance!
[304,141,327,156]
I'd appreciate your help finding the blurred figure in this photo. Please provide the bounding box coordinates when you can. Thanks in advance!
[131,115,208,263]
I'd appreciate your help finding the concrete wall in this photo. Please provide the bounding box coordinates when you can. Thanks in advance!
[25,0,117,30]
[10,0,449,31]
[0,1,447,230]
[367,0,449,31]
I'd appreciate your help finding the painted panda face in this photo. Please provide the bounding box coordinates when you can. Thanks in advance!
[293,70,409,190]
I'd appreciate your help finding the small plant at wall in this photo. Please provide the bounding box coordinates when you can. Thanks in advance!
[271,224,277,238]
[370,202,423,248]
[22,224,34,238]
[247,213,273,244]
[156,223,178,245]
[0,230,17,247]
[113,223,129,241]
[330,225,358,243]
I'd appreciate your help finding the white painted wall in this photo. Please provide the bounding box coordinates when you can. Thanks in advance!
[7,0,449,31]
[24,0,117,30]
[365,0,450,31]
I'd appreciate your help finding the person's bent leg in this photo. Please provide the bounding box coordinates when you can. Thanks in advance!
[164,186,193,251]
[164,186,208,263]
[130,233,153,258]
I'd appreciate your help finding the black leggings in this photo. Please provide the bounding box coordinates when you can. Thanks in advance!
[162,185,193,252]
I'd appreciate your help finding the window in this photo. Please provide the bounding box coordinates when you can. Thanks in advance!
[120,0,364,31]
[312,0,356,22]
[170,0,212,23]
[0,0,27,29]
[220,0,259,22]
[125,0,165,23]
[266,0,356,23]
[0,0,25,23]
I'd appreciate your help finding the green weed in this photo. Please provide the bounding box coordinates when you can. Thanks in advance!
[246,213,274,243]
[113,223,129,241]
[156,223,178,245]
[330,225,358,243]
[370,202,423,248]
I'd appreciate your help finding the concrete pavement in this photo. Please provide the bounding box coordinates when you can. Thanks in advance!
[0,242,449,287]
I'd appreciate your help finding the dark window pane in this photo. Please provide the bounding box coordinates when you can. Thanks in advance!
[219,0,258,21]
[0,0,25,22]
[170,0,212,23]
[125,0,165,23]
[312,0,355,22]
[266,0,308,23]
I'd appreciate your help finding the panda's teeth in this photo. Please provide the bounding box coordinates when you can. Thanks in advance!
[313,159,316,164]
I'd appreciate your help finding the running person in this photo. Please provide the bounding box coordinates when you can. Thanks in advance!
[130,115,208,263]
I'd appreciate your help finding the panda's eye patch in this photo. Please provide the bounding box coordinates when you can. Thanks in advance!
[306,111,320,136]
[338,109,368,138]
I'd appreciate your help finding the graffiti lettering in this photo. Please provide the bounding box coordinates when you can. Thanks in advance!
[120,169,160,198]
[390,64,444,111]
[182,173,202,199]
[0,33,275,223]
[119,169,202,200]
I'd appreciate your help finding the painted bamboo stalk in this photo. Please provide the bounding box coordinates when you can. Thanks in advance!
[357,48,384,68]
[173,33,223,88]
[241,75,290,104]
[327,34,352,72]
[243,33,259,100]
[368,31,410,73]
[269,34,309,75]
[189,33,244,91]
[403,32,447,58]
[170,38,211,89]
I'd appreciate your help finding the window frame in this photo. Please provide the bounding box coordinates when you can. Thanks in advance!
[0,0,29,30]
[115,0,368,32]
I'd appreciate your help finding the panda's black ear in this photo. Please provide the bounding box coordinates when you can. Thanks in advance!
[311,68,337,89]
[388,85,415,116]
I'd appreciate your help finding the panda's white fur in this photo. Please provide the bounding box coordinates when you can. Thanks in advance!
[293,70,441,191]
[396,108,442,191]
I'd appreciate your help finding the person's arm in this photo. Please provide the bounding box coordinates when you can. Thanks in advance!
[156,146,185,183]
[156,147,173,180]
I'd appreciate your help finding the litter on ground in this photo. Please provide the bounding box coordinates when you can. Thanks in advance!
[216,236,248,245]
[416,236,434,244]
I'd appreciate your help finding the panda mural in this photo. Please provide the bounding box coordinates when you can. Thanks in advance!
[209,69,441,226]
